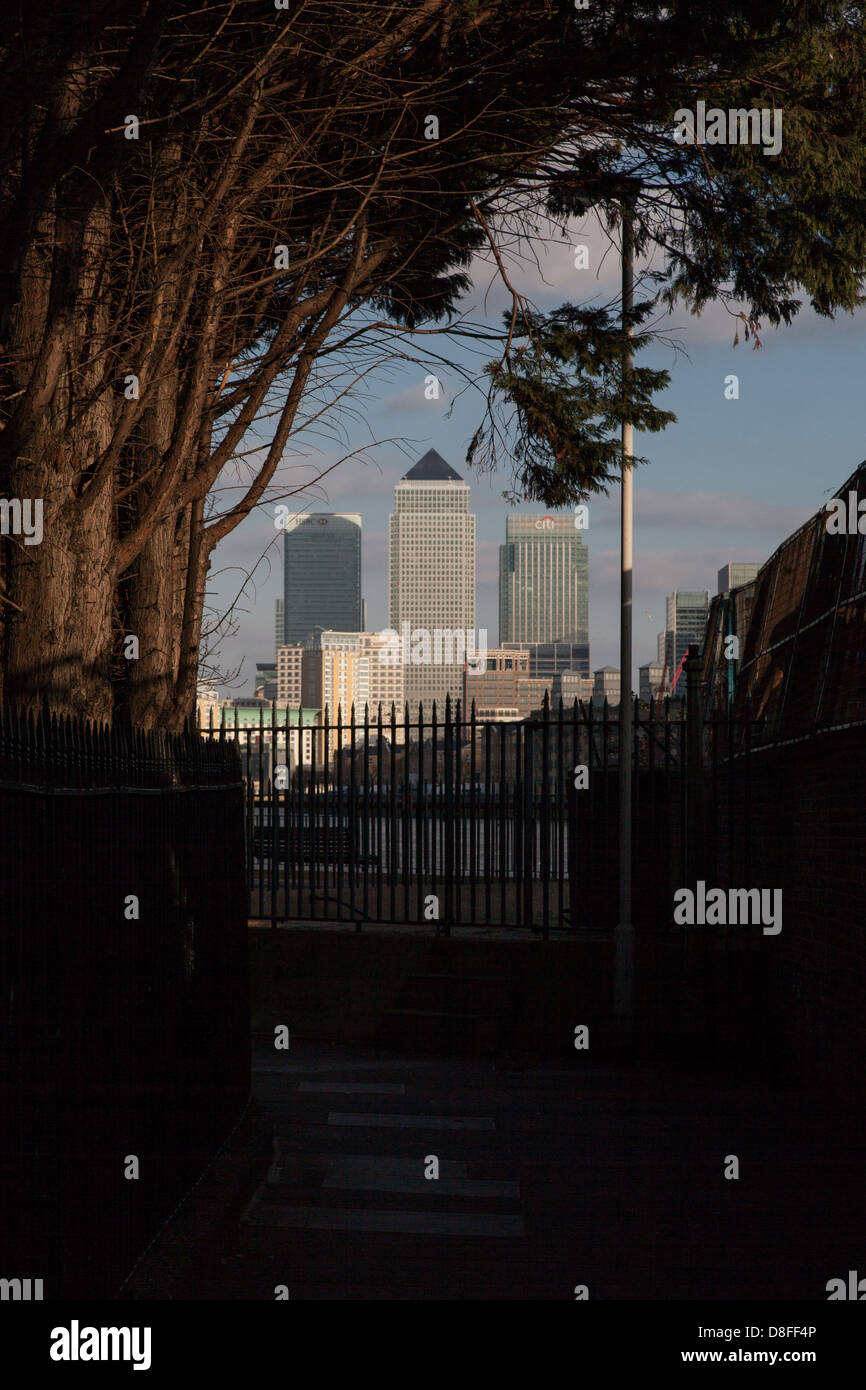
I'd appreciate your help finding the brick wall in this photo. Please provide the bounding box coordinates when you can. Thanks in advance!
[706,726,866,1099]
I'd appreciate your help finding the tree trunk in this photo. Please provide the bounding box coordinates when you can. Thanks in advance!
[2,196,118,721]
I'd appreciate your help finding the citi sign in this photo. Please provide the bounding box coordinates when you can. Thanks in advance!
[530,509,587,530]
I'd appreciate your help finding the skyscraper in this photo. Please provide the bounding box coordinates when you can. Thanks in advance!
[388,449,476,714]
[282,513,362,644]
[658,589,709,677]
[499,514,589,648]
[717,562,761,594]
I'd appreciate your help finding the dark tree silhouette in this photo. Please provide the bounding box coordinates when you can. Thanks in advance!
[1,1,865,724]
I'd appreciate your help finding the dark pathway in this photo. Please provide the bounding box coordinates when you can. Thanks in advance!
[194,1039,866,1300]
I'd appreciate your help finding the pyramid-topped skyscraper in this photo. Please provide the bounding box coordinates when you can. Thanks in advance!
[389,448,476,717]
[400,448,464,482]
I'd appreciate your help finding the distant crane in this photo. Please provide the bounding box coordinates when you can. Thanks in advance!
[657,643,689,700]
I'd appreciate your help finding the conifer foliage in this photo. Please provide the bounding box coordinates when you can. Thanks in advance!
[1,2,865,721]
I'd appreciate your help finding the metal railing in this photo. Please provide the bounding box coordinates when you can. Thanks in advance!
[200,687,758,935]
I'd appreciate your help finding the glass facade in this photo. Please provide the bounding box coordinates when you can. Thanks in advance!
[659,589,710,674]
[717,562,761,595]
[500,640,590,679]
[499,514,589,647]
[283,514,362,644]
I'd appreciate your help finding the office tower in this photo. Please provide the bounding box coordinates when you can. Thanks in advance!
[500,638,590,710]
[717,562,761,594]
[275,598,285,650]
[276,643,304,705]
[659,589,709,675]
[283,513,362,643]
[499,514,589,647]
[389,449,476,714]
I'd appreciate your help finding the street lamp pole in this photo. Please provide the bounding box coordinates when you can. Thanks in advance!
[615,196,635,1027]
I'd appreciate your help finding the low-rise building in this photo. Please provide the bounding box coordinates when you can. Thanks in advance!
[551,671,594,706]
[639,661,665,704]
[215,701,319,784]
[592,666,621,706]
[196,685,220,728]
[463,647,549,721]
[276,643,304,705]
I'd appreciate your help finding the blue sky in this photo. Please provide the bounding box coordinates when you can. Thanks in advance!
[204,213,866,693]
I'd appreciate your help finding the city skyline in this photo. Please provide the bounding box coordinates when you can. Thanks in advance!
[209,449,819,700]
[260,475,757,709]
[257,468,780,708]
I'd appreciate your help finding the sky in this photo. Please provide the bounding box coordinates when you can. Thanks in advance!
[203,212,866,694]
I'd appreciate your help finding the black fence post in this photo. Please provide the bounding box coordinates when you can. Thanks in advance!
[443,696,454,935]
[685,642,705,890]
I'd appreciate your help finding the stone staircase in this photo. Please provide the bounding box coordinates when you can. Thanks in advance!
[380,970,516,1055]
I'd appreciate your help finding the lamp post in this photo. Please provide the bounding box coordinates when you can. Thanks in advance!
[614,194,636,1028]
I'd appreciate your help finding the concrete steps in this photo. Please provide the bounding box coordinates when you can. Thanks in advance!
[380,971,516,1055]
[403,972,512,1013]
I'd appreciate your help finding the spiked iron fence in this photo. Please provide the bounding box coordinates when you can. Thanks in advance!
[0,705,248,1297]
[201,676,756,935]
